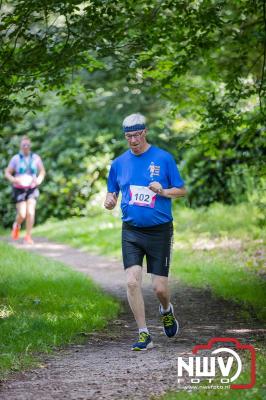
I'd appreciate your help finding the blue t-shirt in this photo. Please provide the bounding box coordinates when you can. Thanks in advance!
[107,145,184,227]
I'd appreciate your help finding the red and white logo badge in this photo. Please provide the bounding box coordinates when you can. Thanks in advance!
[177,338,256,390]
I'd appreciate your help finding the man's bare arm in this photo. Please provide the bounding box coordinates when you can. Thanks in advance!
[149,181,186,199]
[160,187,186,199]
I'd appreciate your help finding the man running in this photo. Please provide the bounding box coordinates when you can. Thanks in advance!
[104,113,186,351]
[5,136,46,244]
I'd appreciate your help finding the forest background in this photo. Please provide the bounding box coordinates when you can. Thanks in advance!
[0,0,265,227]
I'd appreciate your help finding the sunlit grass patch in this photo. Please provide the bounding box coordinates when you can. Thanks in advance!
[173,202,264,241]
[171,249,266,321]
[0,241,120,379]
[34,212,122,256]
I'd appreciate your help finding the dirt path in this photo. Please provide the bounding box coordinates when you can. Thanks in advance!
[0,238,265,400]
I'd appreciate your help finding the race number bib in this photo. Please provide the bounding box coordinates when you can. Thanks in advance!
[18,174,34,188]
[129,185,156,208]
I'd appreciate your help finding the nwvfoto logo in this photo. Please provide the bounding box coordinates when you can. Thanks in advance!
[177,338,256,390]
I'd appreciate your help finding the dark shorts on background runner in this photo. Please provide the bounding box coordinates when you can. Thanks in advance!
[122,221,173,277]
[12,187,40,203]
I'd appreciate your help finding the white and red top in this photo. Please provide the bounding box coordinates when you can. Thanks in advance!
[8,153,44,189]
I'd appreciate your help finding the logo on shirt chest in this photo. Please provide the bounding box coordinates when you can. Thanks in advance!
[148,162,160,178]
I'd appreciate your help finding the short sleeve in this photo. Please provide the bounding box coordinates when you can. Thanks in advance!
[167,155,185,188]
[107,161,120,194]
[8,155,18,171]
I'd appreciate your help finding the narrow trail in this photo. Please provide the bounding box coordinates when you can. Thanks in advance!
[0,238,265,400]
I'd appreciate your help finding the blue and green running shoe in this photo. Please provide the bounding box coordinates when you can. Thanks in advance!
[131,332,154,351]
[159,304,179,337]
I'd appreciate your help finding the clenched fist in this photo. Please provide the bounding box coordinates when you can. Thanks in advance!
[104,192,117,210]
[148,181,163,194]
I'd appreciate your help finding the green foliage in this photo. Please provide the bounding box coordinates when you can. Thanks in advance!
[1,0,265,121]
[181,101,265,206]
[1,0,266,220]
[0,241,120,378]
[0,110,113,226]
[0,74,165,226]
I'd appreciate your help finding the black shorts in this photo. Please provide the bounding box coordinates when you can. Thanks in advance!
[12,187,40,203]
[122,221,174,277]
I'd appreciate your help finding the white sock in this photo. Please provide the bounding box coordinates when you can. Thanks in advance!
[139,327,149,335]
[160,303,172,314]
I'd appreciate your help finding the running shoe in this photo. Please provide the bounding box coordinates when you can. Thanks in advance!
[131,332,154,351]
[24,235,34,245]
[11,223,20,240]
[159,304,179,337]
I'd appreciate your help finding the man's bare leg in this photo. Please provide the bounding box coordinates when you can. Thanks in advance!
[125,265,147,329]
[152,275,170,310]
[152,274,178,337]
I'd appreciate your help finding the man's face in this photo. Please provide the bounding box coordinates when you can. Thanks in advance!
[125,129,147,154]
[20,139,31,155]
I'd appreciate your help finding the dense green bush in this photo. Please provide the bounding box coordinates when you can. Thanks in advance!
[0,81,163,227]
[183,150,264,207]
[1,78,265,227]
[0,99,117,227]
[182,106,265,207]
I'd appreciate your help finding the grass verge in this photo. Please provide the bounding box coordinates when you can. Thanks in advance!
[0,241,120,380]
[171,249,266,320]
